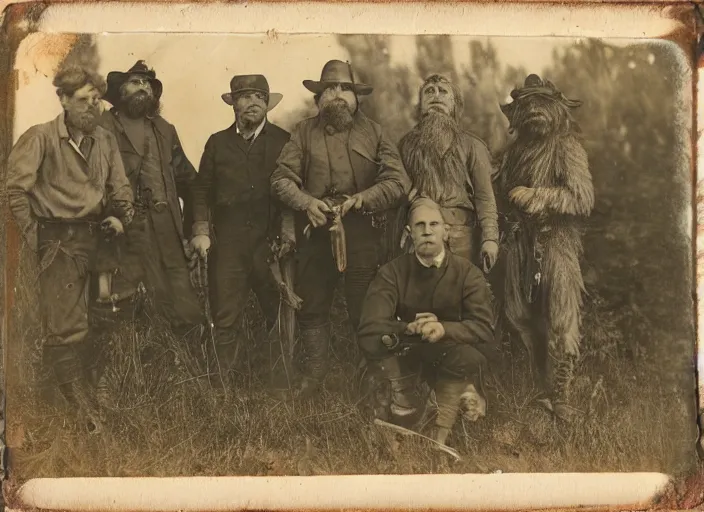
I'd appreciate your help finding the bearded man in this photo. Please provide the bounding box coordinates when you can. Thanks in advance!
[357,198,497,447]
[190,75,290,389]
[98,61,203,331]
[397,74,499,273]
[6,65,134,432]
[270,60,411,397]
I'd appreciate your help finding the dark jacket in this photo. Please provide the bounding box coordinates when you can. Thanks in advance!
[191,120,290,237]
[270,111,410,239]
[99,110,197,241]
[357,251,498,362]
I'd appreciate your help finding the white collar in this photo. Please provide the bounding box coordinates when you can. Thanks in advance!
[236,117,266,142]
[416,247,446,268]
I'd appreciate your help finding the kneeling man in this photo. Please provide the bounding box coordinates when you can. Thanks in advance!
[357,197,498,446]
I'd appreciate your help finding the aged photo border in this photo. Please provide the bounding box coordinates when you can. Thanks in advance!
[0,0,702,509]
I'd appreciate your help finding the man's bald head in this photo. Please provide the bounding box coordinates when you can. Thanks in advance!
[406,197,448,258]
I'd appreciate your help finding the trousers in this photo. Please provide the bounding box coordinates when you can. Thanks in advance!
[37,220,98,347]
[295,212,382,331]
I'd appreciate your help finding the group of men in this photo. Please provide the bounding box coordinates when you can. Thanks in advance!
[7,58,542,447]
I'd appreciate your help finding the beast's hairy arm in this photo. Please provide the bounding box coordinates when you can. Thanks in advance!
[468,138,500,244]
[440,265,496,347]
[513,136,594,217]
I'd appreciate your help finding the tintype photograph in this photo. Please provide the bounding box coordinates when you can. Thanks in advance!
[0,2,698,489]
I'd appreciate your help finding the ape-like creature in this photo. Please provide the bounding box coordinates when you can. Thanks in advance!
[498,74,594,419]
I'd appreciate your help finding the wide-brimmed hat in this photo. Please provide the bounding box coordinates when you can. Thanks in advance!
[303,60,372,96]
[104,60,163,106]
[500,74,581,118]
[221,75,282,111]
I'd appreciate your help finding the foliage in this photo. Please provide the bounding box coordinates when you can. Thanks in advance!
[3,35,698,480]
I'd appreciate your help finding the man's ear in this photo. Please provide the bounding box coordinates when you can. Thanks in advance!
[404,225,411,236]
[441,224,449,242]
[58,93,70,111]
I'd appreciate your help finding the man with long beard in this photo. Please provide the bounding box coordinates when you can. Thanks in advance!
[397,74,499,272]
[98,61,203,332]
[6,65,134,432]
[271,60,410,397]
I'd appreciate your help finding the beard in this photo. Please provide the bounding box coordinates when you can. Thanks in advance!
[319,98,354,133]
[66,106,100,134]
[119,89,158,119]
[399,111,467,203]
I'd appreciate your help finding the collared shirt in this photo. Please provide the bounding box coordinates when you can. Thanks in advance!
[416,247,446,268]
[236,118,267,144]
[6,111,134,239]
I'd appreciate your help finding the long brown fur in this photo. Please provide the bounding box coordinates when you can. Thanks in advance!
[499,77,594,400]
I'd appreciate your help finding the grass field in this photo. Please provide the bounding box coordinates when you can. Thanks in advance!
[4,223,699,482]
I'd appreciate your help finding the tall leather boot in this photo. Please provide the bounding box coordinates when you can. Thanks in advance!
[433,377,470,446]
[44,344,103,434]
[377,355,424,428]
[298,324,331,399]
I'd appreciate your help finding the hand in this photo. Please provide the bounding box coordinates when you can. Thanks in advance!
[420,321,445,343]
[277,236,295,259]
[404,313,438,335]
[480,240,499,273]
[508,186,536,213]
[340,193,364,217]
[306,198,332,228]
[101,216,124,236]
[182,239,199,270]
[190,234,211,259]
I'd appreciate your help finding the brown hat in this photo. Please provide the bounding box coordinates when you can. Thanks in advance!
[303,60,372,96]
[500,73,581,118]
[221,74,282,111]
[104,60,163,106]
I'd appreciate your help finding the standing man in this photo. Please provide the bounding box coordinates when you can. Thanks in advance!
[99,60,203,331]
[357,198,498,447]
[271,60,411,397]
[190,75,290,389]
[397,74,500,273]
[6,65,134,431]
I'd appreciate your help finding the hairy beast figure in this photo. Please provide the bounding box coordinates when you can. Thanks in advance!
[498,74,594,419]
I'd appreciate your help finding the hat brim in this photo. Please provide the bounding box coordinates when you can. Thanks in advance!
[221,91,283,111]
[104,70,163,105]
[302,80,373,96]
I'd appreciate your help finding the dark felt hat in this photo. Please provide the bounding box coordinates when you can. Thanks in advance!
[104,60,163,106]
[303,60,372,96]
[221,74,282,111]
[500,74,582,118]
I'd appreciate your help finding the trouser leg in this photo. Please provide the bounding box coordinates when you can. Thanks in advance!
[37,222,102,431]
[207,231,253,387]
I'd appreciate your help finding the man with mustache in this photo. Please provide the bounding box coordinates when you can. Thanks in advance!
[98,61,203,332]
[397,74,499,273]
[271,60,410,397]
[6,65,134,432]
[357,198,497,447]
[190,75,290,390]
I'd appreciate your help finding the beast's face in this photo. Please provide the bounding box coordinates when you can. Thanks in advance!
[506,94,571,137]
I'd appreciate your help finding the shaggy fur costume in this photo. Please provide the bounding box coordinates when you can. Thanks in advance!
[498,74,594,406]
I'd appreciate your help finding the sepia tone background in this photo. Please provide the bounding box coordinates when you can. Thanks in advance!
[2,32,698,479]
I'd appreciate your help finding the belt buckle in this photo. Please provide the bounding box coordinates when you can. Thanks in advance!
[153,201,167,213]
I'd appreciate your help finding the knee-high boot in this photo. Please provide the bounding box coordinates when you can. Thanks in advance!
[433,377,471,445]
[298,324,331,397]
[376,355,424,428]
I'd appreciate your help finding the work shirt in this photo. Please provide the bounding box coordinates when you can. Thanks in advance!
[6,112,134,241]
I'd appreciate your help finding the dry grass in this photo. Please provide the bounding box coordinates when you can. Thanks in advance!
[4,236,697,483]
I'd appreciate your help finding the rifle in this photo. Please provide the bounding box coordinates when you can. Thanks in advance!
[195,255,218,378]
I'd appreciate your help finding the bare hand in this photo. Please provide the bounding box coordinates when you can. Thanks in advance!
[480,241,499,273]
[306,198,332,228]
[420,321,445,343]
[101,216,124,236]
[190,235,211,259]
[340,194,364,217]
[404,313,438,335]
